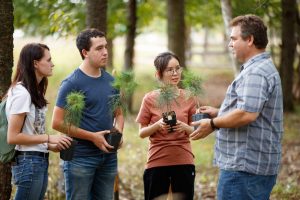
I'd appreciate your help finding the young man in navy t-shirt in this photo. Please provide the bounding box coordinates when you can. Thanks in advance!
[52,29,124,200]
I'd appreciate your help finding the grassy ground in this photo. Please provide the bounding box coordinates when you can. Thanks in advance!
[10,37,300,200]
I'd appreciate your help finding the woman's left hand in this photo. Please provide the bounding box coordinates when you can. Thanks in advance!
[173,120,193,135]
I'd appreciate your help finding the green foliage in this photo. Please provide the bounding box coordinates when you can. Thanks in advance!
[156,83,179,113]
[185,0,222,29]
[181,70,203,108]
[64,91,85,129]
[13,0,165,39]
[231,0,282,36]
[14,0,85,36]
[107,0,127,38]
[109,71,138,115]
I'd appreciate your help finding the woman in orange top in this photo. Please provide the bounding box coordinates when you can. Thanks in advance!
[136,52,196,200]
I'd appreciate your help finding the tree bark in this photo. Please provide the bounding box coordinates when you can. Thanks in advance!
[0,0,13,98]
[220,0,239,76]
[86,0,107,33]
[167,0,186,68]
[0,1,14,199]
[123,0,137,112]
[293,2,300,102]
[107,37,114,70]
[280,0,296,112]
[124,0,136,71]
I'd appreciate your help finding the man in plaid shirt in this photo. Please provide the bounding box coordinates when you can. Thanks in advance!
[190,15,283,200]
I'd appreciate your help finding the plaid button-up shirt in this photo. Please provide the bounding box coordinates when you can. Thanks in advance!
[214,52,283,175]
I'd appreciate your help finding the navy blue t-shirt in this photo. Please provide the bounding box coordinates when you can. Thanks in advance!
[56,68,118,157]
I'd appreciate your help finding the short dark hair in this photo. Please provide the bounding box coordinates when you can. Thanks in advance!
[12,43,50,108]
[154,52,180,79]
[230,14,268,49]
[76,28,106,59]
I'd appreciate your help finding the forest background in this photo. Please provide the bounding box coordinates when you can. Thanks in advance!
[0,0,300,199]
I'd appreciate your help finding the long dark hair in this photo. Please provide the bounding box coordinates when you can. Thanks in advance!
[11,43,49,108]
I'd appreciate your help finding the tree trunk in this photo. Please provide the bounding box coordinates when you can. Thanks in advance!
[123,0,137,112]
[107,37,114,70]
[185,25,192,64]
[0,1,14,199]
[167,0,185,68]
[220,0,239,76]
[124,0,136,72]
[293,2,300,102]
[86,0,107,33]
[202,27,209,64]
[0,0,13,98]
[294,60,300,101]
[280,0,296,112]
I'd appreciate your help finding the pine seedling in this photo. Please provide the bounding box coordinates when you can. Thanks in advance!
[181,70,203,108]
[64,91,85,130]
[157,82,179,113]
[109,71,138,116]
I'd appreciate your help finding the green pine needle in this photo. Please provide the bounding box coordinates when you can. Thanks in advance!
[181,70,203,107]
[156,83,179,113]
[64,91,85,128]
[109,71,138,115]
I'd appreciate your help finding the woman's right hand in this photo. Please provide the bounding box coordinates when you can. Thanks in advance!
[155,118,169,132]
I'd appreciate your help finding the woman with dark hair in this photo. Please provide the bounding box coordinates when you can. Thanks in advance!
[5,43,72,200]
[136,52,197,200]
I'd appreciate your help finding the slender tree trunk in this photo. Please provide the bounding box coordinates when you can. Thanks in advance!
[107,37,114,70]
[0,1,14,199]
[293,2,300,102]
[294,61,300,101]
[185,25,192,64]
[124,0,136,72]
[220,0,239,76]
[86,0,107,33]
[167,0,185,68]
[123,0,137,112]
[280,0,296,112]
[202,27,209,64]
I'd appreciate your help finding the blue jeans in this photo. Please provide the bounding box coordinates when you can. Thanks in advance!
[12,155,48,200]
[63,153,117,200]
[217,169,277,200]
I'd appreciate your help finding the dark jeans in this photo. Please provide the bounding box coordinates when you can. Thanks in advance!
[217,169,277,200]
[143,165,195,200]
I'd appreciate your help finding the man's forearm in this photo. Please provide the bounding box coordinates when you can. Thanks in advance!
[213,109,258,129]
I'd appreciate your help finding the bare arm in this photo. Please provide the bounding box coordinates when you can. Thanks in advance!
[7,113,72,148]
[7,113,48,145]
[190,109,258,140]
[213,109,258,128]
[138,119,169,139]
[51,106,113,152]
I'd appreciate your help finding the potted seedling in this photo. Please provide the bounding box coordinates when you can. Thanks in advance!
[181,70,209,130]
[107,70,137,152]
[157,82,179,133]
[60,91,85,161]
